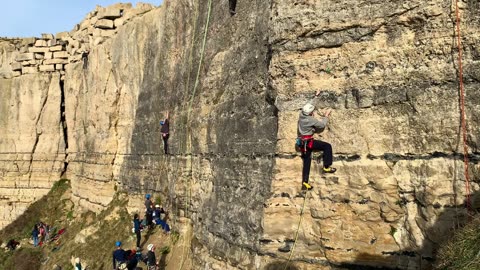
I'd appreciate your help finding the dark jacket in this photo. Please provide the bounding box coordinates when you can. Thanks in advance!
[160,119,169,134]
[147,250,156,266]
[152,208,165,220]
[145,199,153,213]
[113,248,128,268]
[32,227,39,237]
[134,218,141,232]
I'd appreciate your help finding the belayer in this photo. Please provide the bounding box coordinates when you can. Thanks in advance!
[297,90,336,191]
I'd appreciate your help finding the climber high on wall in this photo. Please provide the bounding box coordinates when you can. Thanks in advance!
[160,111,170,155]
[297,90,336,191]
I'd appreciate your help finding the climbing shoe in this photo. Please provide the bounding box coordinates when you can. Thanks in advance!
[302,182,313,191]
[322,167,337,174]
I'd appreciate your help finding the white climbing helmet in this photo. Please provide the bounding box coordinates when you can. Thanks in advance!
[302,103,315,115]
[147,244,154,251]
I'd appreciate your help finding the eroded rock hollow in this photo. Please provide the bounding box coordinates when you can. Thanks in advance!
[0,0,479,269]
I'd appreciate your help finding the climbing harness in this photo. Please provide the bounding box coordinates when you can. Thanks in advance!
[283,191,310,270]
[296,135,314,153]
[454,0,472,211]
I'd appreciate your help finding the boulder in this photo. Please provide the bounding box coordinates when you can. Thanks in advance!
[97,7,122,19]
[95,19,115,29]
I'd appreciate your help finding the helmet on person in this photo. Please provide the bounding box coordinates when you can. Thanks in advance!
[147,244,154,251]
[155,204,160,208]
[116,241,122,247]
[146,194,151,199]
[302,103,315,115]
[160,121,165,125]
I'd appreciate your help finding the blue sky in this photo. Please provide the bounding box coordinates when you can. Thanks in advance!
[0,0,163,38]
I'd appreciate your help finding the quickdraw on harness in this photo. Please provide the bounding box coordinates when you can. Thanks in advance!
[296,135,314,153]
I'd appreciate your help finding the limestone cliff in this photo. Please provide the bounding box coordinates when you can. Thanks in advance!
[0,0,479,269]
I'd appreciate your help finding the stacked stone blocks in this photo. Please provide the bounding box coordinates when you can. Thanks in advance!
[4,3,155,80]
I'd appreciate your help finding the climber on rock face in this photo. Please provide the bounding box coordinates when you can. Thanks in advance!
[160,111,170,155]
[229,0,237,15]
[297,90,336,191]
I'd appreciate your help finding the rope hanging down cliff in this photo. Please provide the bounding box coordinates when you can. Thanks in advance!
[178,0,213,269]
[454,0,471,211]
[283,191,310,270]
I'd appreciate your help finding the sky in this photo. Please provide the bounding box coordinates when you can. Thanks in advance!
[0,0,163,38]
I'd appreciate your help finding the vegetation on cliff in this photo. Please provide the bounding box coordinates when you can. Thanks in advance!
[0,179,186,270]
[436,215,480,270]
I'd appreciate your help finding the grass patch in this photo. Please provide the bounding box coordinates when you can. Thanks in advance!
[436,216,480,269]
[389,226,397,237]
[155,196,162,206]
[41,193,134,270]
[0,184,183,270]
[160,246,170,254]
[170,230,180,244]
[0,179,70,242]
[0,247,43,270]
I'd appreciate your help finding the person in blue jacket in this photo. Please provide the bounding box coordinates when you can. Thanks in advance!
[133,214,141,249]
[112,241,128,269]
[32,224,39,247]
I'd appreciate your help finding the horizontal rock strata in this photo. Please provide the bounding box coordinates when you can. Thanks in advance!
[0,0,479,270]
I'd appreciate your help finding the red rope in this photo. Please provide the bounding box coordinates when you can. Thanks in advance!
[454,0,471,211]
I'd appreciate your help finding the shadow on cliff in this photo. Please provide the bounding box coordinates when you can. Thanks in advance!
[339,192,480,270]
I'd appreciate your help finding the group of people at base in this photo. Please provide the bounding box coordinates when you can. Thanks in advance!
[114,193,172,270]
[31,221,52,247]
[112,241,161,270]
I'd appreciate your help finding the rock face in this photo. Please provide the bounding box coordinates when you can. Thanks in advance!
[1,0,480,269]
[266,1,480,269]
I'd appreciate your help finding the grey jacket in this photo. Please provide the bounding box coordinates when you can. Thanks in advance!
[298,97,328,136]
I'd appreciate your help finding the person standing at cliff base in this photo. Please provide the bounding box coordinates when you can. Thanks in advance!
[133,213,141,249]
[145,194,154,229]
[146,244,158,270]
[160,111,170,155]
[32,224,39,247]
[112,241,128,270]
[297,90,336,191]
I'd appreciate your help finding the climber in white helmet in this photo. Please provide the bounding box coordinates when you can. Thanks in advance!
[297,90,336,191]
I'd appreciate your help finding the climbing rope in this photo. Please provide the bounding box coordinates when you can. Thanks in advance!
[453,0,471,211]
[178,0,213,269]
[283,191,310,270]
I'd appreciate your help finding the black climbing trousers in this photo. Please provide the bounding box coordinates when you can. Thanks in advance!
[301,140,333,183]
[162,134,169,154]
[229,0,237,13]
[135,230,141,248]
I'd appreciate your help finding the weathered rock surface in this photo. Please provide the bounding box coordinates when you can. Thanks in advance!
[265,0,480,269]
[0,72,66,228]
[1,0,480,270]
